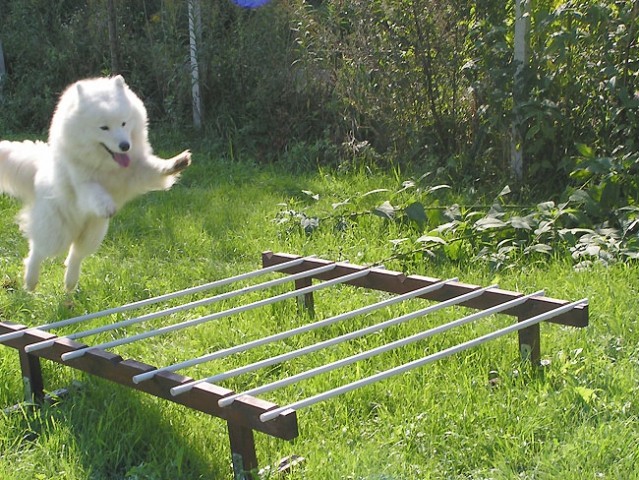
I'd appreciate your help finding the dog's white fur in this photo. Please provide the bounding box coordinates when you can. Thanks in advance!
[0,75,191,291]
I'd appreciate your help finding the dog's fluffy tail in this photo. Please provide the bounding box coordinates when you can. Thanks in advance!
[0,140,45,204]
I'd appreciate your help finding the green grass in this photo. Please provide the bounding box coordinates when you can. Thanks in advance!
[1,146,638,479]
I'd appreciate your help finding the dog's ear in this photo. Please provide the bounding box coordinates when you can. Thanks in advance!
[113,75,126,89]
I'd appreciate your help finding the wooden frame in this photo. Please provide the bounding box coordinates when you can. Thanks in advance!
[0,251,588,478]
[261,252,588,366]
[0,323,298,480]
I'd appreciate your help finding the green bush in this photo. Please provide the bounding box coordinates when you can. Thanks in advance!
[1,0,637,192]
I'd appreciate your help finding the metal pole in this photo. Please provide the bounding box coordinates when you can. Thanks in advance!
[25,261,333,353]
[133,279,454,385]
[0,256,310,345]
[207,284,496,389]
[220,289,540,407]
[61,268,371,362]
[260,298,587,422]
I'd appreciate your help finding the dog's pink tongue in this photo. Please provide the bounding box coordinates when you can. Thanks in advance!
[113,153,130,168]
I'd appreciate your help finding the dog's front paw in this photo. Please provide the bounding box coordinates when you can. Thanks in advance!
[165,150,192,175]
[94,197,117,218]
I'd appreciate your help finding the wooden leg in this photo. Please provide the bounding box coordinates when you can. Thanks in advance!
[294,278,315,317]
[228,421,258,480]
[517,318,541,365]
[18,349,45,404]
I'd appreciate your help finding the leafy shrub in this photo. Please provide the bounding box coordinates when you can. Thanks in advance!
[275,178,639,272]
[1,0,637,192]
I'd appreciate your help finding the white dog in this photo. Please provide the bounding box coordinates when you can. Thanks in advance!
[0,75,191,291]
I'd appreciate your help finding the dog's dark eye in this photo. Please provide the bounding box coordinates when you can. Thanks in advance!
[122,122,126,127]
[100,126,109,131]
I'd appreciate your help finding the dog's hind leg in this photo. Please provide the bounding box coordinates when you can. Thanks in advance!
[64,218,110,291]
[21,205,71,291]
[24,245,45,292]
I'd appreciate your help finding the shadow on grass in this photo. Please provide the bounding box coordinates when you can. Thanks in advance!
[6,376,229,480]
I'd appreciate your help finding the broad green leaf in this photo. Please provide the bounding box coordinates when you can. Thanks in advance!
[426,184,451,194]
[510,216,533,230]
[575,143,595,158]
[390,238,409,246]
[300,216,319,233]
[405,202,427,225]
[396,180,416,193]
[435,221,459,233]
[497,185,511,197]
[362,188,391,197]
[534,221,553,236]
[444,204,462,220]
[558,228,594,236]
[301,190,320,201]
[525,244,553,255]
[475,216,508,230]
[416,235,447,245]
[584,244,601,256]
[569,190,592,203]
[373,201,396,219]
[536,201,555,212]
[574,386,597,404]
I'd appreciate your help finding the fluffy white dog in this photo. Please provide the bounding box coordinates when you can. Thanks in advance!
[0,75,191,291]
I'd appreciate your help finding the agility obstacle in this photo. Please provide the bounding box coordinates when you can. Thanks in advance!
[0,252,588,478]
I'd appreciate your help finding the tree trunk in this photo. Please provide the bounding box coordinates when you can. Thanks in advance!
[511,0,530,182]
[107,0,120,74]
[188,0,203,129]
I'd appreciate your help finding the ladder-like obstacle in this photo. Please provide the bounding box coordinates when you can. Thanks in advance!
[0,252,588,478]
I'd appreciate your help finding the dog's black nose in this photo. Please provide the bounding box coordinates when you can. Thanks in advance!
[119,141,130,152]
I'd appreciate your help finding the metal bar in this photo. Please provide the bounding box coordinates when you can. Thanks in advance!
[219,288,541,407]
[204,283,497,393]
[260,298,588,422]
[61,268,371,362]
[0,256,310,345]
[25,262,334,353]
[134,279,454,386]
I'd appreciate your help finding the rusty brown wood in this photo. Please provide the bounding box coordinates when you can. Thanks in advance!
[18,349,45,403]
[0,321,298,440]
[262,251,588,328]
[516,301,542,365]
[294,277,315,316]
[228,421,259,480]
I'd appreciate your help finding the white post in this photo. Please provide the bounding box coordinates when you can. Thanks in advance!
[0,39,6,97]
[188,0,202,129]
[511,0,530,181]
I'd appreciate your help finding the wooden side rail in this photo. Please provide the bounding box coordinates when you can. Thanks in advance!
[0,321,298,480]
[262,251,589,328]
[0,321,298,439]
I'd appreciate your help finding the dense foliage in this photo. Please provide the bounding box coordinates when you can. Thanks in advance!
[1,1,638,204]
[275,175,639,275]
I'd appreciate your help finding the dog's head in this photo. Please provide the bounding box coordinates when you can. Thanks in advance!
[51,75,148,169]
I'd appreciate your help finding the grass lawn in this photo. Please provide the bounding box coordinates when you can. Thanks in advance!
[1,141,638,479]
